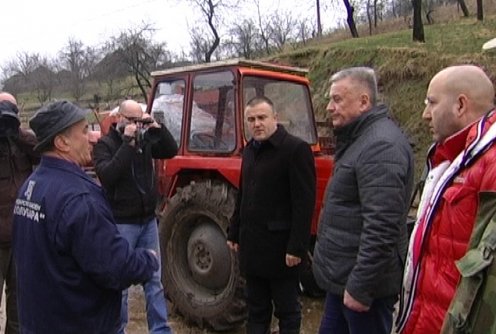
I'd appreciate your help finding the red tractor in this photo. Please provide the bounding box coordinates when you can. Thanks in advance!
[98,59,334,330]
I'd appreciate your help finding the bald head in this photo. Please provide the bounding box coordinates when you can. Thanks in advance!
[118,100,143,119]
[0,92,17,105]
[423,65,495,142]
[432,65,494,116]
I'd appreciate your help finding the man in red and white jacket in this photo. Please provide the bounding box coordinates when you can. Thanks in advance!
[396,65,496,333]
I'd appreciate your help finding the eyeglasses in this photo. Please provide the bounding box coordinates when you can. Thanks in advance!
[121,115,141,123]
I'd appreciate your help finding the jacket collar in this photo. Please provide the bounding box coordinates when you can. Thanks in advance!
[248,124,287,150]
[334,104,389,142]
[428,108,496,167]
[429,125,472,166]
[39,155,88,179]
[333,105,389,159]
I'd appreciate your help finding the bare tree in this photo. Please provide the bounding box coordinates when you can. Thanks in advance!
[58,39,97,101]
[390,0,412,19]
[92,50,129,101]
[296,18,314,45]
[1,52,39,95]
[457,0,469,17]
[367,0,373,35]
[316,0,322,37]
[268,11,298,51]
[1,52,57,104]
[108,24,170,102]
[227,19,261,59]
[6,52,39,80]
[189,26,214,62]
[374,0,379,27]
[186,0,236,63]
[30,57,57,105]
[477,0,483,20]
[253,0,272,55]
[343,0,359,37]
[412,0,425,42]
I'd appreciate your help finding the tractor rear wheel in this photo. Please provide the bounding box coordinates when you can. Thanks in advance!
[159,180,246,331]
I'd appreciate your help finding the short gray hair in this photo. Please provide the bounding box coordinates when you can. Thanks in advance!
[330,67,378,106]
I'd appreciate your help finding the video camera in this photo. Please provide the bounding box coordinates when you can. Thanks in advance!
[0,101,20,138]
[130,117,159,151]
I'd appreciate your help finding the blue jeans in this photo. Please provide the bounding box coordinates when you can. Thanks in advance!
[117,218,172,334]
[318,292,395,334]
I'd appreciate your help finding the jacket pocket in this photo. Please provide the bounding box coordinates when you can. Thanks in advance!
[329,163,358,201]
[442,184,477,236]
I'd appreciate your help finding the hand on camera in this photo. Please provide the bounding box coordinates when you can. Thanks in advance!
[142,113,160,128]
[124,123,138,137]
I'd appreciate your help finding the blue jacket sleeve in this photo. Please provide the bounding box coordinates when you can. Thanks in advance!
[54,193,158,290]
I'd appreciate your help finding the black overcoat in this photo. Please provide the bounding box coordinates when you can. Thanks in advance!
[228,126,316,278]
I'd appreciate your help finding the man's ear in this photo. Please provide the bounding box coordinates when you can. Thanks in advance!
[456,94,469,117]
[53,134,70,152]
[359,93,371,113]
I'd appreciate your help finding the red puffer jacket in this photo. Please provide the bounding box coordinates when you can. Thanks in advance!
[403,114,496,333]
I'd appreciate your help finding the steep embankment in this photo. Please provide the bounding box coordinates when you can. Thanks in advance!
[271,17,496,177]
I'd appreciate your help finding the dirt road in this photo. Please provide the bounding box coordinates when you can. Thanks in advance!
[125,285,324,333]
[0,287,323,333]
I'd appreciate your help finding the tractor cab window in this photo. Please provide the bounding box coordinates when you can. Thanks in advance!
[242,77,317,144]
[150,79,185,146]
[188,71,236,152]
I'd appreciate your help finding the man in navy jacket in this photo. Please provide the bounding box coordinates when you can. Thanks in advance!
[13,101,159,334]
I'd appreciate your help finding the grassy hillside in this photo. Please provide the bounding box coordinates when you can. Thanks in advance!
[271,15,496,177]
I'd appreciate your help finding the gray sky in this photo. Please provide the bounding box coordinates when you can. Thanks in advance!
[0,0,344,69]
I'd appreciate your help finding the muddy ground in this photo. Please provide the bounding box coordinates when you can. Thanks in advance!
[125,285,325,333]
[0,286,324,333]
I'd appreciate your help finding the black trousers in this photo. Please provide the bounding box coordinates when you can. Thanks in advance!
[245,274,301,334]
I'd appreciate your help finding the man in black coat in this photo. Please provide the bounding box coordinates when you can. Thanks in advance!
[92,100,177,333]
[227,96,316,334]
[312,67,414,334]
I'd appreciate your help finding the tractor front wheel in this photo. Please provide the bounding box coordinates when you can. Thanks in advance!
[159,180,246,331]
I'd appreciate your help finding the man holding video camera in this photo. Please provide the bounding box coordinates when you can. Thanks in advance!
[93,99,178,334]
[0,92,39,334]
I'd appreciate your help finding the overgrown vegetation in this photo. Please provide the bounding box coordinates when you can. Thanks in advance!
[270,13,496,177]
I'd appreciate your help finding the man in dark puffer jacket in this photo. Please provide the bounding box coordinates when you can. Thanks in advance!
[312,67,414,334]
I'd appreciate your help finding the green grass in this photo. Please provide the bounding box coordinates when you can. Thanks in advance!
[325,19,496,54]
[271,14,496,180]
